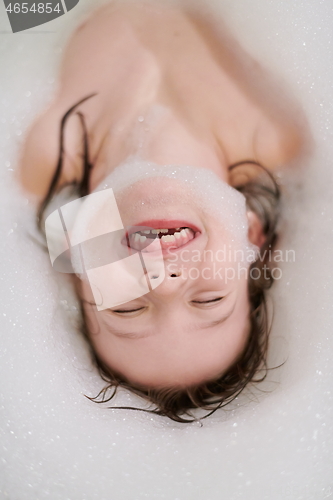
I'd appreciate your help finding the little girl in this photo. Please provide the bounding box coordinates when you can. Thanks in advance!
[18,0,305,422]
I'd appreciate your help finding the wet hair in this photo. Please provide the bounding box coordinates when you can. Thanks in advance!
[37,96,282,423]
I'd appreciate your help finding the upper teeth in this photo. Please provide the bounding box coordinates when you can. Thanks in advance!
[134,228,184,236]
[132,227,192,240]
[161,234,174,242]
[128,227,195,250]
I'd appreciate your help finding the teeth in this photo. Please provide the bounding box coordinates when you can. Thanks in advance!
[152,228,167,234]
[129,227,196,250]
[161,234,175,242]
[129,226,197,252]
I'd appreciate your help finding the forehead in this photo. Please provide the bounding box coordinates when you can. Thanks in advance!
[86,283,251,387]
[98,320,250,388]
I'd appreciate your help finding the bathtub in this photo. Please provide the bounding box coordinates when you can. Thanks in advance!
[0,0,332,498]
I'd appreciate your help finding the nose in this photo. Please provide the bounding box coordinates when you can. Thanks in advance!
[148,267,184,297]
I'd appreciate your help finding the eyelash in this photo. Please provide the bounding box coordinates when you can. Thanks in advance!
[113,297,224,313]
[191,297,224,304]
[113,307,145,314]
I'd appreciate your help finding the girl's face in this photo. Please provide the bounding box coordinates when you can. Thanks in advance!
[77,162,262,388]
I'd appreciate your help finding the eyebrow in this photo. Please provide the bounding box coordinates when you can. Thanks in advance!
[106,326,155,340]
[191,299,237,331]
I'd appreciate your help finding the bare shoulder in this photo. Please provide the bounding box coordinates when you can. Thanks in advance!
[254,111,306,170]
[17,101,84,201]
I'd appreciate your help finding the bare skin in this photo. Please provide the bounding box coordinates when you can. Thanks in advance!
[18,0,304,389]
[19,0,302,196]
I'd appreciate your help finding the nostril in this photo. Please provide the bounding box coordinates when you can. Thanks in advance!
[170,272,181,278]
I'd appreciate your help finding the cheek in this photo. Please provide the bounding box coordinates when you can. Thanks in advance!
[235,275,251,320]
[79,279,108,338]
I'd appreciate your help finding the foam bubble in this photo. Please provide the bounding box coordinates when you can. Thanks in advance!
[95,156,259,259]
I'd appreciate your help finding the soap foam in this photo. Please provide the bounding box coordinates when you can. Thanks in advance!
[96,156,259,260]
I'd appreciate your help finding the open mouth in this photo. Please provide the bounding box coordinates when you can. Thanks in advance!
[128,226,196,251]
[124,221,201,252]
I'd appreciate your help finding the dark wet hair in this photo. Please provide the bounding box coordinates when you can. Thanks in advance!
[37,96,282,423]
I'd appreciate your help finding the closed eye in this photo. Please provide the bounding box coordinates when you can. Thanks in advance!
[111,307,145,315]
[111,298,224,313]
[191,297,224,304]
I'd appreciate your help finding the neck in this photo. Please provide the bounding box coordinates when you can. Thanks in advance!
[89,102,229,191]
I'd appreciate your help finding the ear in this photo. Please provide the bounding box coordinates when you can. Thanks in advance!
[247,211,266,248]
